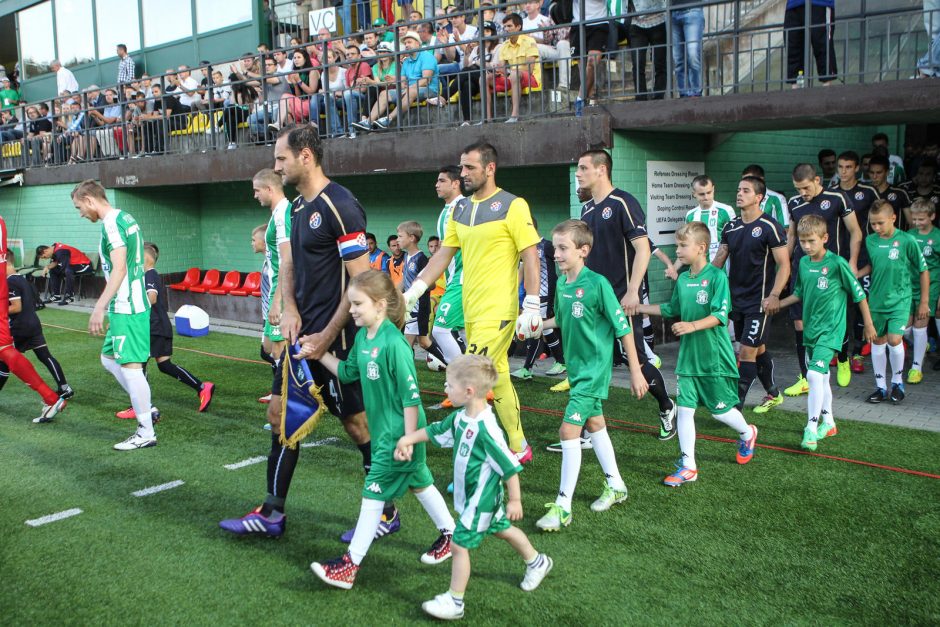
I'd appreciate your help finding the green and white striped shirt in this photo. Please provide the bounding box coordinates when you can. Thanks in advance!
[265,198,292,298]
[437,197,464,286]
[426,406,521,533]
[100,209,149,315]
[761,188,790,228]
[685,201,736,260]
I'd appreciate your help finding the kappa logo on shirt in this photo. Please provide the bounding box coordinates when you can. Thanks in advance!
[366,482,383,493]
[366,360,380,380]
[695,290,709,305]
[602,207,612,220]
[309,212,322,229]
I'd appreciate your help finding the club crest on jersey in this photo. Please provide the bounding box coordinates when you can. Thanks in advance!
[888,193,897,201]
[820,200,831,210]
[575,288,584,299]
[602,207,612,220]
[925,245,934,257]
[701,279,709,287]
[751,226,762,237]
[490,201,502,212]
[465,428,474,439]
[855,191,865,200]
[309,212,322,229]
[459,442,470,457]
[371,347,380,358]
[888,248,900,260]
[821,266,828,275]
[366,361,380,380]
[408,262,415,271]
[695,290,708,305]
[571,301,584,318]
[817,276,829,290]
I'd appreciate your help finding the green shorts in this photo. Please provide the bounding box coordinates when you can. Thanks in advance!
[102,312,151,364]
[563,390,603,426]
[912,284,940,317]
[434,284,464,330]
[361,463,434,501]
[263,319,285,343]
[453,515,511,550]
[871,310,908,337]
[676,375,738,414]
[805,344,836,375]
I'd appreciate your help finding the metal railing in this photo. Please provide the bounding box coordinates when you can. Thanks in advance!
[0,1,935,172]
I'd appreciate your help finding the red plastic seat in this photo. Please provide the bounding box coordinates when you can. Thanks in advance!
[230,271,262,296]
[169,267,200,291]
[188,269,221,293]
[208,270,241,295]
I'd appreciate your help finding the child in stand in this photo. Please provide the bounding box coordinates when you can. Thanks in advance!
[905,199,940,382]
[859,200,929,403]
[308,269,455,590]
[636,222,758,486]
[536,219,648,530]
[395,354,553,621]
[779,215,875,450]
[115,242,215,419]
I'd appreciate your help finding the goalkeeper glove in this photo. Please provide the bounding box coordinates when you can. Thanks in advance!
[403,278,428,313]
[515,295,542,341]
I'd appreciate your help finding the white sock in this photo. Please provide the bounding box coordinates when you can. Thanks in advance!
[676,406,697,470]
[556,439,582,512]
[912,327,928,370]
[806,369,826,430]
[713,407,750,439]
[348,498,384,565]
[871,342,887,389]
[414,485,455,533]
[100,354,130,395]
[888,343,905,384]
[644,340,656,361]
[122,367,154,439]
[432,325,463,364]
[820,372,835,427]
[588,427,625,490]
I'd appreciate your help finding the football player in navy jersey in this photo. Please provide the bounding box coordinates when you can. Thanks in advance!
[783,163,863,397]
[221,125,401,541]
[711,177,789,413]
[575,150,677,441]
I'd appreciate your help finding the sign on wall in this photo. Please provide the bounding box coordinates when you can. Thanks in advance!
[309,7,338,33]
[646,161,704,246]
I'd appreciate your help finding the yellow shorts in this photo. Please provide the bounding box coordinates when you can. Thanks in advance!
[464,319,514,373]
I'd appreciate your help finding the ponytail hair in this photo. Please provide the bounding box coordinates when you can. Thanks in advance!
[349,269,407,330]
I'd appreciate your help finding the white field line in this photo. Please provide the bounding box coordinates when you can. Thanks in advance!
[224,455,267,470]
[300,436,341,449]
[131,480,185,497]
[25,508,83,527]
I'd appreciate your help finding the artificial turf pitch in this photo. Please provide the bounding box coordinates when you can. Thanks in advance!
[2,310,938,625]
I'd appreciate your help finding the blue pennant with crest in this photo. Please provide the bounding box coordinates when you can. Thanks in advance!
[279,342,326,449]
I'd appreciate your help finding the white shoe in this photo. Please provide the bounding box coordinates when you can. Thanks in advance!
[589,484,628,513]
[650,353,662,369]
[33,397,67,423]
[422,592,464,620]
[114,431,157,451]
[520,554,553,591]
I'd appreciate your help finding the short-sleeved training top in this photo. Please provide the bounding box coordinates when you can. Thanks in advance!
[437,196,464,286]
[443,188,540,323]
[685,201,736,261]
[99,209,149,315]
[581,188,650,301]
[7,274,41,339]
[554,266,631,398]
[793,251,866,351]
[337,319,427,472]
[290,182,368,347]
[787,189,853,266]
[865,230,927,314]
[720,213,787,314]
[659,263,736,378]
[909,227,940,301]
[145,268,172,338]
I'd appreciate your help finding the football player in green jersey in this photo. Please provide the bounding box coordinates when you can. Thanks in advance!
[636,222,758,486]
[779,215,875,451]
[73,179,156,451]
[396,354,553,621]
[858,201,929,404]
[905,199,940,382]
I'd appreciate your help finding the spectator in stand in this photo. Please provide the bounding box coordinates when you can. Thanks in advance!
[25,105,53,165]
[0,77,20,111]
[457,20,501,126]
[373,17,394,43]
[481,3,505,34]
[343,45,373,136]
[871,133,907,185]
[63,101,92,163]
[630,0,668,101]
[175,65,205,110]
[250,56,290,139]
[410,9,423,22]
[312,48,346,137]
[51,59,79,96]
[917,0,940,77]
[362,31,380,59]
[139,83,188,154]
[278,48,319,129]
[210,70,232,109]
[274,48,295,74]
[116,44,136,97]
[90,88,123,158]
[440,6,479,86]
[522,0,570,93]
[123,91,145,157]
[670,0,705,97]
[0,109,22,142]
[222,64,260,149]
[491,13,540,123]
[349,40,397,128]
[573,0,609,105]
[784,0,837,87]
[297,0,314,42]
[352,31,438,131]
